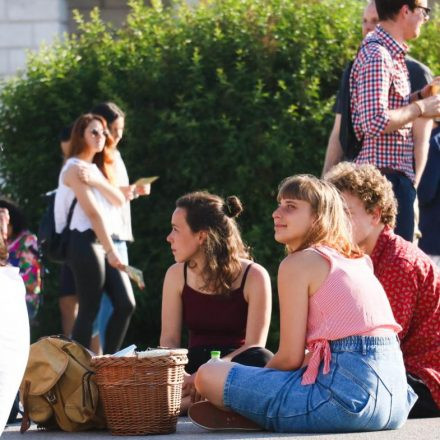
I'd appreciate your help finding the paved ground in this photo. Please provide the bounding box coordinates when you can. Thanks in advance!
[3,418,439,440]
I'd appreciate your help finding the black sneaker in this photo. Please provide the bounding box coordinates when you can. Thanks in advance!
[188,401,263,431]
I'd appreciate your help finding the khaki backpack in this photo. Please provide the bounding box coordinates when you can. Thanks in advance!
[19,335,106,432]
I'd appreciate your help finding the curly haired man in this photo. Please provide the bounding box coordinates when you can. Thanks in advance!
[326,162,440,418]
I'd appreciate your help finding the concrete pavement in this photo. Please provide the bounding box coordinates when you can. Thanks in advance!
[3,417,439,440]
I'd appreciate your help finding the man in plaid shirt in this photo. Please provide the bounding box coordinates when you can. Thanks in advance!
[350,0,440,242]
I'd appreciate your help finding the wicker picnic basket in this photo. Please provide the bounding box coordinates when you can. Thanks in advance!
[91,349,188,436]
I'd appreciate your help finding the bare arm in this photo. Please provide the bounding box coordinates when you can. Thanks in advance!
[63,166,122,269]
[265,253,310,370]
[77,165,125,206]
[322,114,343,176]
[357,57,439,135]
[119,183,152,201]
[384,102,426,133]
[221,263,272,361]
[385,80,440,134]
[159,264,184,348]
[413,117,433,187]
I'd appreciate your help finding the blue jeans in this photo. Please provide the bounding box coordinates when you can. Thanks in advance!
[95,241,129,340]
[383,172,416,242]
[224,336,417,433]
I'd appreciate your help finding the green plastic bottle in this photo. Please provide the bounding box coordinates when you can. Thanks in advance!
[208,350,222,363]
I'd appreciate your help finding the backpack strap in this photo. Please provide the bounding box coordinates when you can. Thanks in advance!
[20,380,31,433]
[340,39,388,160]
[66,199,77,229]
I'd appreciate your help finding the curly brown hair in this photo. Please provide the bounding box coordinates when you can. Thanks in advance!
[324,162,397,228]
[176,191,251,295]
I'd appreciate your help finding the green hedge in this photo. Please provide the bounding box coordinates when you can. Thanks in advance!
[0,0,438,350]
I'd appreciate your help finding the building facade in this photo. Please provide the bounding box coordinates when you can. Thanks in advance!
[0,0,158,79]
[0,0,438,80]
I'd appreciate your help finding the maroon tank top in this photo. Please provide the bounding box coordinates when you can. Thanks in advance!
[182,263,252,349]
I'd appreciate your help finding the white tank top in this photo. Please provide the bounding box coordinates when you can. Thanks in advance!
[112,150,133,241]
[54,158,118,234]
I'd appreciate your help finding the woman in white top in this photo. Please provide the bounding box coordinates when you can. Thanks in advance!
[0,214,29,436]
[54,113,135,354]
[89,102,151,350]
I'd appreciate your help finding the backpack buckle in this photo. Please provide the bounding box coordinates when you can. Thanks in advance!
[46,390,57,404]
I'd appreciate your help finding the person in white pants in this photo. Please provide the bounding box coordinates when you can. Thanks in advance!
[0,209,29,436]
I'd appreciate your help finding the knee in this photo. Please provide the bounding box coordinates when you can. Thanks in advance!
[194,363,212,396]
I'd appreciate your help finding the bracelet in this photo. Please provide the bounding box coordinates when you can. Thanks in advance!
[413,101,423,117]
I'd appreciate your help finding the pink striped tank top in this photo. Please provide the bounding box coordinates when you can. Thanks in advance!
[301,246,401,385]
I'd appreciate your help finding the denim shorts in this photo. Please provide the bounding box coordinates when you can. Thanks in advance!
[223,336,417,433]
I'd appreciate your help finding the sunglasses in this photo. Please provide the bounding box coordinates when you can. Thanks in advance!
[415,5,431,19]
[90,128,108,138]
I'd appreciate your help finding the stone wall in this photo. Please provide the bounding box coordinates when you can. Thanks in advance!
[67,0,154,34]
[0,0,68,78]
[0,0,171,79]
[0,0,438,80]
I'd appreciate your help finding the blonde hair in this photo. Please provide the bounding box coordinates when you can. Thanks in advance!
[325,162,397,228]
[277,174,362,258]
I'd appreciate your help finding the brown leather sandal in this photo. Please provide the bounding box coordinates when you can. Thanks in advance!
[188,401,263,431]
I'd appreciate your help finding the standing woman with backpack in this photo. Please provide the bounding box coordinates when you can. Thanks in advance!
[88,102,151,352]
[54,113,135,354]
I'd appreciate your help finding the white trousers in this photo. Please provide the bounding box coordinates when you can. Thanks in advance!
[0,266,29,436]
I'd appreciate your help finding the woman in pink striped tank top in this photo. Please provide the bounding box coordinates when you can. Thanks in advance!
[189,175,416,433]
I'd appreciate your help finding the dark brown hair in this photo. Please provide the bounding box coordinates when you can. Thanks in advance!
[0,233,8,266]
[91,102,125,126]
[375,0,418,21]
[176,191,251,295]
[67,113,116,184]
[0,198,27,239]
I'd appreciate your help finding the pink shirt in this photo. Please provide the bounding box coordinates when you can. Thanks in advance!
[302,246,401,385]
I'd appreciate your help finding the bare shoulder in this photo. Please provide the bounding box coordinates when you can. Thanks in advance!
[240,259,271,303]
[62,163,81,186]
[240,259,270,284]
[279,249,327,277]
[164,262,185,283]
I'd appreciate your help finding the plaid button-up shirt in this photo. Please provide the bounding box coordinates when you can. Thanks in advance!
[350,25,415,182]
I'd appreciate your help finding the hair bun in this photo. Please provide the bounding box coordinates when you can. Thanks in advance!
[224,196,243,218]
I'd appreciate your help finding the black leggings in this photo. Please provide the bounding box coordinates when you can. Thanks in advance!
[67,229,135,354]
[186,346,274,374]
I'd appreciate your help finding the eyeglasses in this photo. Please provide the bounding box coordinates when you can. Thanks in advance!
[415,5,431,19]
[90,128,108,138]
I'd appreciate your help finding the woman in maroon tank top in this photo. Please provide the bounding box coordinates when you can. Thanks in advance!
[160,191,273,413]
